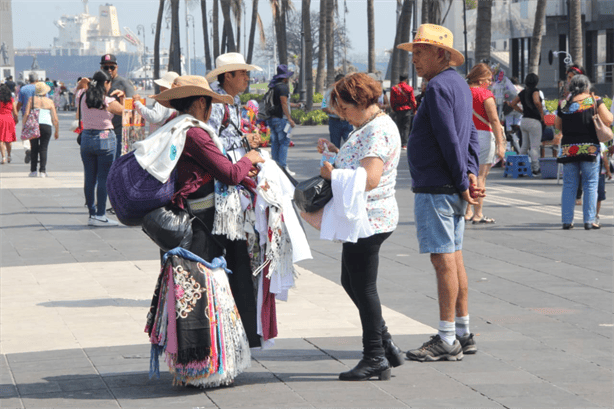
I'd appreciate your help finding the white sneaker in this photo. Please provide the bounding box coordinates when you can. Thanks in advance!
[39,172,47,178]
[28,171,38,177]
[284,166,296,176]
[88,215,119,227]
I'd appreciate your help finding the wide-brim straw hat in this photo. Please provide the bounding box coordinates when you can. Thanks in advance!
[153,71,179,89]
[397,24,464,67]
[35,81,51,96]
[205,52,262,82]
[154,76,234,108]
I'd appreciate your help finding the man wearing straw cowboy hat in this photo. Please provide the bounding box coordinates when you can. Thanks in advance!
[205,52,263,164]
[205,53,266,348]
[399,24,482,362]
[133,71,179,126]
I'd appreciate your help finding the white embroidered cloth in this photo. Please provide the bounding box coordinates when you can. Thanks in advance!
[321,167,373,243]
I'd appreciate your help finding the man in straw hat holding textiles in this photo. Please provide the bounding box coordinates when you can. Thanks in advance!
[205,53,267,348]
[205,52,263,164]
[133,71,179,126]
[399,24,483,362]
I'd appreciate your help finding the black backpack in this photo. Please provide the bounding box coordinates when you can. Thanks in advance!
[258,88,275,121]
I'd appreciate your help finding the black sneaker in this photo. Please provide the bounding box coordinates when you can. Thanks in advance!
[25,149,31,164]
[456,333,477,354]
[405,335,463,362]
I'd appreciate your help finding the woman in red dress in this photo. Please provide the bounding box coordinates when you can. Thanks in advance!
[0,84,18,164]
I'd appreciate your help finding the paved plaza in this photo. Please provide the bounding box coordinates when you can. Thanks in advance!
[1,112,612,408]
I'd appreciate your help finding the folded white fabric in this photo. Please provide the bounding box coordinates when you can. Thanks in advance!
[321,167,373,243]
[133,114,220,183]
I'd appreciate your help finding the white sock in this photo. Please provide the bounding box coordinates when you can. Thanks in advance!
[455,315,470,337]
[438,320,456,345]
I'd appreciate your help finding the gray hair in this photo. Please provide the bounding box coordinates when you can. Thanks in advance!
[568,74,591,99]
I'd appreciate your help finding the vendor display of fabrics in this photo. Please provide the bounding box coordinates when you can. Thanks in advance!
[146,248,250,388]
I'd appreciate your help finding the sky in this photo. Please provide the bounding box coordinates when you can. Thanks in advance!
[11,0,401,66]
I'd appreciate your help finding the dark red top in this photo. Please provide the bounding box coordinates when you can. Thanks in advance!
[471,86,494,132]
[390,82,417,112]
[172,127,252,208]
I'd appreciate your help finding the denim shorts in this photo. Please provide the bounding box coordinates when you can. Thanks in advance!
[414,193,465,254]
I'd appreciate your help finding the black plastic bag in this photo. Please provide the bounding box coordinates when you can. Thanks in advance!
[293,175,333,213]
[141,205,193,253]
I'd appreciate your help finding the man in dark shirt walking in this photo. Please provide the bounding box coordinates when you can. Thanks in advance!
[399,24,482,362]
[99,54,135,159]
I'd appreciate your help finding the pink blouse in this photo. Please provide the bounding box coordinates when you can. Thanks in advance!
[76,89,116,130]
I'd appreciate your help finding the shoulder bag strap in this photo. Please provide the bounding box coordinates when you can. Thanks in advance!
[473,109,490,127]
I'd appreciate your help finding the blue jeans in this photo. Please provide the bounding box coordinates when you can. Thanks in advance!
[328,117,353,148]
[80,129,116,217]
[414,193,465,254]
[268,117,291,168]
[561,160,599,224]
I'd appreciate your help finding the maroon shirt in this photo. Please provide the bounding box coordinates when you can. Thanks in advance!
[172,127,252,208]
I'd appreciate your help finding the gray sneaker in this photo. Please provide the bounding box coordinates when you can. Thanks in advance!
[456,333,478,354]
[405,335,463,362]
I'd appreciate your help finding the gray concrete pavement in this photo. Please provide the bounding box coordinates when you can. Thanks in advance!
[1,112,612,408]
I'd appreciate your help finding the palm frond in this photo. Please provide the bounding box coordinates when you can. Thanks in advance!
[257,13,266,48]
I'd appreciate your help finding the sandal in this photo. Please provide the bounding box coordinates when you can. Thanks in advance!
[473,216,495,224]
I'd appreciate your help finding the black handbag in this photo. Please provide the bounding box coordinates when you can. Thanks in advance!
[141,205,194,253]
[293,175,333,213]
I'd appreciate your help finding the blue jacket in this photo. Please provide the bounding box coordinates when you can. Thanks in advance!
[407,68,479,194]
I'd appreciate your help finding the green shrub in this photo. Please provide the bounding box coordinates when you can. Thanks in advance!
[240,93,263,104]
[291,109,307,124]
[313,92,324,103]
[302,110,328,125]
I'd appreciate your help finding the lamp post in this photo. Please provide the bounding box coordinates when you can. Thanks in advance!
[299,22,306,103]
[184,1,191,75]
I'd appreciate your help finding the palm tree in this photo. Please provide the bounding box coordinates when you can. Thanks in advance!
[474,0,492,63]
[325,0,335,86]
[230,0,242,52]
[367,0,375,73]
[390,0,412,87]
[315,0,326,93]
[212,0,220,58]
[570,0,583,67]
[220,0,237,52]
[421,0,453,25]
[528,0,547,75]
[154,0,165,92]
[302,0,314,109]
[168,0,182,74]
[201,0,213,70]
[246,0,266,64]
[270,0,290,65]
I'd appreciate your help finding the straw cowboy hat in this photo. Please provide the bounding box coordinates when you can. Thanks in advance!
[154,76,234,108]
[397,24,464,67]
[205,52,262,82]
[154,71,179,89]
[35,81,51,96]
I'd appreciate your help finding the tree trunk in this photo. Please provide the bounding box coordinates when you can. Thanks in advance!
[201,0,213,70]
[315,0,326,93]
[475,0,492,63]
[276,1,288,65]
[326,0,335,86]
[367,0,375,73]
[154,0,164,94]
[235,3,241,53]
[391,0,412,86]
[246,0,259,63]
[302,0,314,109]
[168,0,182,75]
[220,0,236,52]
[528,0,547,75]
[221,27,227,54]
[570,0,583,67]
[421,0,429,24]
[213,0,220,58]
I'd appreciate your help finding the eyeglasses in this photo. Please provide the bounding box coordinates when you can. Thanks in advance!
[101,65,117,71]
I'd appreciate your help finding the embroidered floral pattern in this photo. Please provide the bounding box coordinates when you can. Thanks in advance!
[174,264,206,319]
[335,115,401,234]
[561,143,599,158]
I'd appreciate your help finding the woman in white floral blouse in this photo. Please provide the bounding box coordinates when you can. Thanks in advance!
[317,72,402,381]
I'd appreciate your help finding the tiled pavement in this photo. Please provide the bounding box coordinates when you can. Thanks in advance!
[1,113,612,408]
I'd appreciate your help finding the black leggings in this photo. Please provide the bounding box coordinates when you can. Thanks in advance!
[31,124,52,172]
[341,231,393,357]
